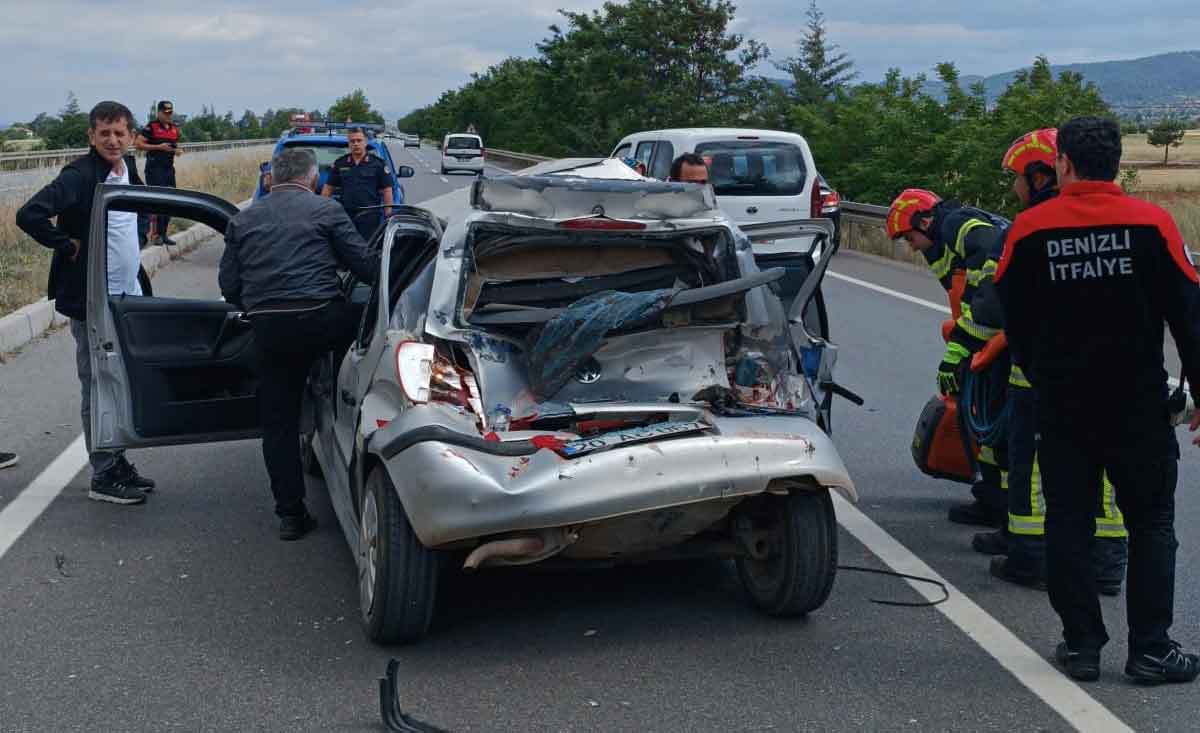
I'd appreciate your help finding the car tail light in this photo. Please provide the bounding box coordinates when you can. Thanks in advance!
[810,182,822,218]
[395,341,483,416]
[822,189,840,215]
[558,216,646,231]
[480,148,486,157]
[396,342,435,403]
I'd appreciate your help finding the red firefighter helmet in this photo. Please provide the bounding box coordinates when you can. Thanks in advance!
[886,188,941,240]
[1003,128,1058,175]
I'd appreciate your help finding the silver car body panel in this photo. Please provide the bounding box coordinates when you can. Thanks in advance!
[365,402,855,548]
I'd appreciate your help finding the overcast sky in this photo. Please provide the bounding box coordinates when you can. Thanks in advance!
[3,0,1198,124]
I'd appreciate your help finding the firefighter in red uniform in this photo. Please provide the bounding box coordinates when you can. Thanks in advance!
[135,100,181,245]
[996,116,1200,684]
[979,129,1128,594]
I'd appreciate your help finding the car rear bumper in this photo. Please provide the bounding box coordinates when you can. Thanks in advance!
[369,412,855,547]
[442,156,484,171]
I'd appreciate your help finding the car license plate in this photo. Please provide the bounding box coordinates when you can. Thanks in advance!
[557,420,708,458]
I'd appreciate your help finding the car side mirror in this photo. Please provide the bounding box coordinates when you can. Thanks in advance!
[397,165,415,178]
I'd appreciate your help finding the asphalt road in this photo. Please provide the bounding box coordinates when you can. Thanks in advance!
[2,144,1199,731]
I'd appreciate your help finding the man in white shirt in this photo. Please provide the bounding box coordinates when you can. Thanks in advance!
[16,101,156,505]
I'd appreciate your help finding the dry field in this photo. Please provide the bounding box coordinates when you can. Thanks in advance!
[0,152,260,318]
[1122,130,1200,165]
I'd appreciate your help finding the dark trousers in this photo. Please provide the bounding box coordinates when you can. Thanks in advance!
[352,212,382,244]
[250,301,355,517]
[145,164,177,233]
[1037,410,1179,656]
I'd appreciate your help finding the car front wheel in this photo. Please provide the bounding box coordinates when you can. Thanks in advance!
[734,486,838,617]
[359,465,439,644]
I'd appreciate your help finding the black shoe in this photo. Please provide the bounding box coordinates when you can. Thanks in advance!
[990,556,1047,590]
[88,469,147,505]
[115,456,155,492]
[0,452,17,469]
[280,513,318,541]
[972,530,1009,555]
[1056,642,1101,681]
[948,500,1004,528]
[1126,642,1200,685]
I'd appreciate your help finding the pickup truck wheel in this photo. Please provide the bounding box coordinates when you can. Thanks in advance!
[359,466,438,644]
[735,488,838,617]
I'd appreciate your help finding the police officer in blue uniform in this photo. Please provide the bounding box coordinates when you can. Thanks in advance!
[320,127,392,242]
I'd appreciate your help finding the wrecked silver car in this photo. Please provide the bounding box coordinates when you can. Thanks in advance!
[80,164,858,646]
[304,164,858,643]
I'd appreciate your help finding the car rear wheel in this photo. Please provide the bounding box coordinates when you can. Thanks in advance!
[359,466,439,644]
[734,487,838,617]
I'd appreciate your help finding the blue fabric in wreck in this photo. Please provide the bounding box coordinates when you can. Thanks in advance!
[527,288,676,400]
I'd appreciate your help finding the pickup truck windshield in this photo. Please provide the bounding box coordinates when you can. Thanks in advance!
[694,140,806,197]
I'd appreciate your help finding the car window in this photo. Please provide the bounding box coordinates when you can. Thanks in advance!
[694,140,807,197]
[634,141,655,169]
[446,136,481,150]
[649,141,674,180]
[390,258,437,334]
[612,143,631,160]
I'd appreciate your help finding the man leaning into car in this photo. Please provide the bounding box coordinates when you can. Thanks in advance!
[219,147,377,540]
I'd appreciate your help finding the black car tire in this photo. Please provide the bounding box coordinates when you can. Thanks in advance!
[360,466,439,644]
[735,487,838,617]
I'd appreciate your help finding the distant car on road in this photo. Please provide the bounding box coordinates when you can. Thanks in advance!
[441,133,484,175]
[255,122,412,206]
[403,134,420,148]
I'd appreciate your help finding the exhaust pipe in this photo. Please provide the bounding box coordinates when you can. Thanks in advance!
[463,536,545,571]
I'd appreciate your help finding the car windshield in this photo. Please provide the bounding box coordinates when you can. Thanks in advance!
[284,142,348,170]
[447,136,481,150]
[694,140,806,197]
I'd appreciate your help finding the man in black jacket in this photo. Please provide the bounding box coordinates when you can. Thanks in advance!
[16,100,155,505]
[996,116,1200,684]
[220,147,377,540]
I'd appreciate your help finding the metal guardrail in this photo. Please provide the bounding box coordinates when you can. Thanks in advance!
[839,200,888,222]
[0,138,276,172]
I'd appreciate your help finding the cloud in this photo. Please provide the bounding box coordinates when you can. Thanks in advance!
[2,0,1198,125]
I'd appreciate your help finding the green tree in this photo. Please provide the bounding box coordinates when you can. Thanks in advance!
[1147,117,1187,164]
[777,1,856,106]
[238,109,263,139]
[327,89,384,125]
[43,91,89,149]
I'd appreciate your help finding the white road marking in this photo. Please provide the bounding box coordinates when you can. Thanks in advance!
[832,494,1132,733]
[0,435,86,561]
[828,270,950,315]
[440,176,449,184]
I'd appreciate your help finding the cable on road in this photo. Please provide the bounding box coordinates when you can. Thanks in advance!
[836,564,950,607]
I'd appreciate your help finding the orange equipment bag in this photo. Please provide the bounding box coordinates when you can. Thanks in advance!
[911,394,977,484]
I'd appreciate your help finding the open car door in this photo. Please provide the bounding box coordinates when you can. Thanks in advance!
[738,218,861,433]
[86,184,258,450]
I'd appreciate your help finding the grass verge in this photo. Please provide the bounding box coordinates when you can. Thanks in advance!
[0,152,262,318]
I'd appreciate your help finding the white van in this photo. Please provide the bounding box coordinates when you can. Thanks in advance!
[610,128,828,236]
[441,133,485,175]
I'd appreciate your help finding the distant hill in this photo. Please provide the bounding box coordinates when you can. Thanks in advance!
[919,51,1200,117]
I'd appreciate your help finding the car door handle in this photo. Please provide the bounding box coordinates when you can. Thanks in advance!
[340,389,357,407]
[746,206,759,214]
